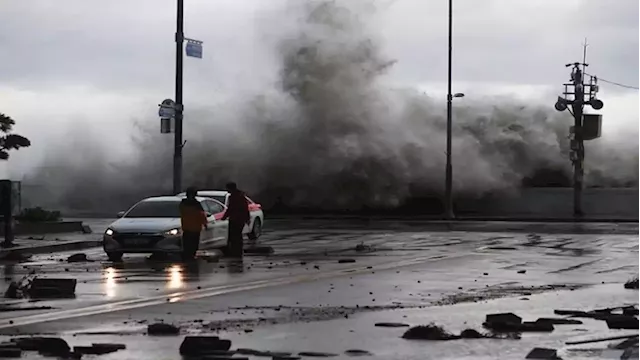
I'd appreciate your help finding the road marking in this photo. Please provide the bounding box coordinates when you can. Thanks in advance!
[0,253,465,330]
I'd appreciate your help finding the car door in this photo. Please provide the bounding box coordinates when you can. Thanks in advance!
[205,200,227,243]
[222,194,249,234]
[199,200,217,244]
[244,196,257,233]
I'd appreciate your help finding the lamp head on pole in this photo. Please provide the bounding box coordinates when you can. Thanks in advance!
[555,96,568,112]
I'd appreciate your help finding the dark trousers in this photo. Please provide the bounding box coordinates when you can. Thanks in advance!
[182,231,200,259]
[227,221,245,257]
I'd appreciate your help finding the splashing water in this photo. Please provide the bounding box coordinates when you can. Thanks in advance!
[23,0,638,214]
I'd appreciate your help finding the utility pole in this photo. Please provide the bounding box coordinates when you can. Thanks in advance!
[571,61,585,217]
[554,40,604,218]
[444,0,454,220]
[173,0,185,195]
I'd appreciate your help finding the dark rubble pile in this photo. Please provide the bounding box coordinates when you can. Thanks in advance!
[554,305,639,329]
[392,306,638,358]
[0,337,125,358]
[4,274,77,300]
[624,276,639,289]
[401,323,520,341]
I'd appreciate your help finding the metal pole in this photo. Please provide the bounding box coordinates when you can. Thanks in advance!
[173,0,184,195]
[572,65,584,217]
[444,0,454,220]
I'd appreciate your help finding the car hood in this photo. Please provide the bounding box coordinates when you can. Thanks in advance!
[108,218,181,233]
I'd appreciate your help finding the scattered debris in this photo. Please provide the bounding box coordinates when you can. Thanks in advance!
[26,278,76,298]
[553,310,611,320]
[355,243,372,252]
[0,343,21,358]
[402,324,459,341]
[374,322,410,328]
[92,343,126,351]
[487,246,517,250]
[459,329,484,339]
[486,313,522,326]
[535,318,582,325]
[74,343,125,355]
[485,321,554,333]
[525,347,561,359]
[555,306,640,328]
[338,259,356,264]
[67,253,88,263]
[11,337,70,357]
[345,349,373,356]
[605,315,638,330]
[435,284,586,306]
[147,323,180,336]
[298,351,338,357]
[484,312,553,332]
[236,349,292,357]
[624,277,639,289]
[179,336,231,356]
[623,306,639,316]
[566,334,639,345]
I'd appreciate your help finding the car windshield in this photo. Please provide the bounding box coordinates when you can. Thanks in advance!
[206,195,226,204]
[177,193,226,204]
[125,200,181,218]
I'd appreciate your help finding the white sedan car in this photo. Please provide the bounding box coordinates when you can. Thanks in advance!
[103,196,228,261]
[177,190,264,241]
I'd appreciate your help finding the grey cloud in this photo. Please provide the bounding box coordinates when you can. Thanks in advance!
[0,0,282,93]
[0,0,636,94]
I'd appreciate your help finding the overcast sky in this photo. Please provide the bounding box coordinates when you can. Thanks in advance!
[0,0,638,178]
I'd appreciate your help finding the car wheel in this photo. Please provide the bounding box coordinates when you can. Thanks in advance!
[248,218,262,241]
[107,252,123,262]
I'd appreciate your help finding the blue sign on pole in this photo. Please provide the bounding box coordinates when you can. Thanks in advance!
[186,40,203,59]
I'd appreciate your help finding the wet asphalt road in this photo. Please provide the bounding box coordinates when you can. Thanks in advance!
[0,220,637,359]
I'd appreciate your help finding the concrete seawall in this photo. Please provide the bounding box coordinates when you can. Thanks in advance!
[48,188,639,221]
[461,188,638,220]
[0,221,87,236]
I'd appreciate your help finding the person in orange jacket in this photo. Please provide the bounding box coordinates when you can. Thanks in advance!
[221,182,250,258]
[179,187,208,261]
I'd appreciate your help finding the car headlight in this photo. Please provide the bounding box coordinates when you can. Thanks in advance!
[165,228,181,236]
[105,228,114,236]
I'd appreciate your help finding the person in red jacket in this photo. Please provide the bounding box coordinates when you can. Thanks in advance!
[221,182,250,258]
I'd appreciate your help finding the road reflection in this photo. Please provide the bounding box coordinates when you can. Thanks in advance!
[105,267,116,298]
[167,265,184,290]
[101,259,209,298]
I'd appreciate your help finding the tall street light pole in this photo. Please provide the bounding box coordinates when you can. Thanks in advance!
[173,0,185,195]
[444,0,454,220]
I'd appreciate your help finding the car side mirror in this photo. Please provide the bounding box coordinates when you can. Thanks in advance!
[117,211,125,218]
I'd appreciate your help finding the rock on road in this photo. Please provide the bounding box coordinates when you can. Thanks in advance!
[0,219,636,360]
